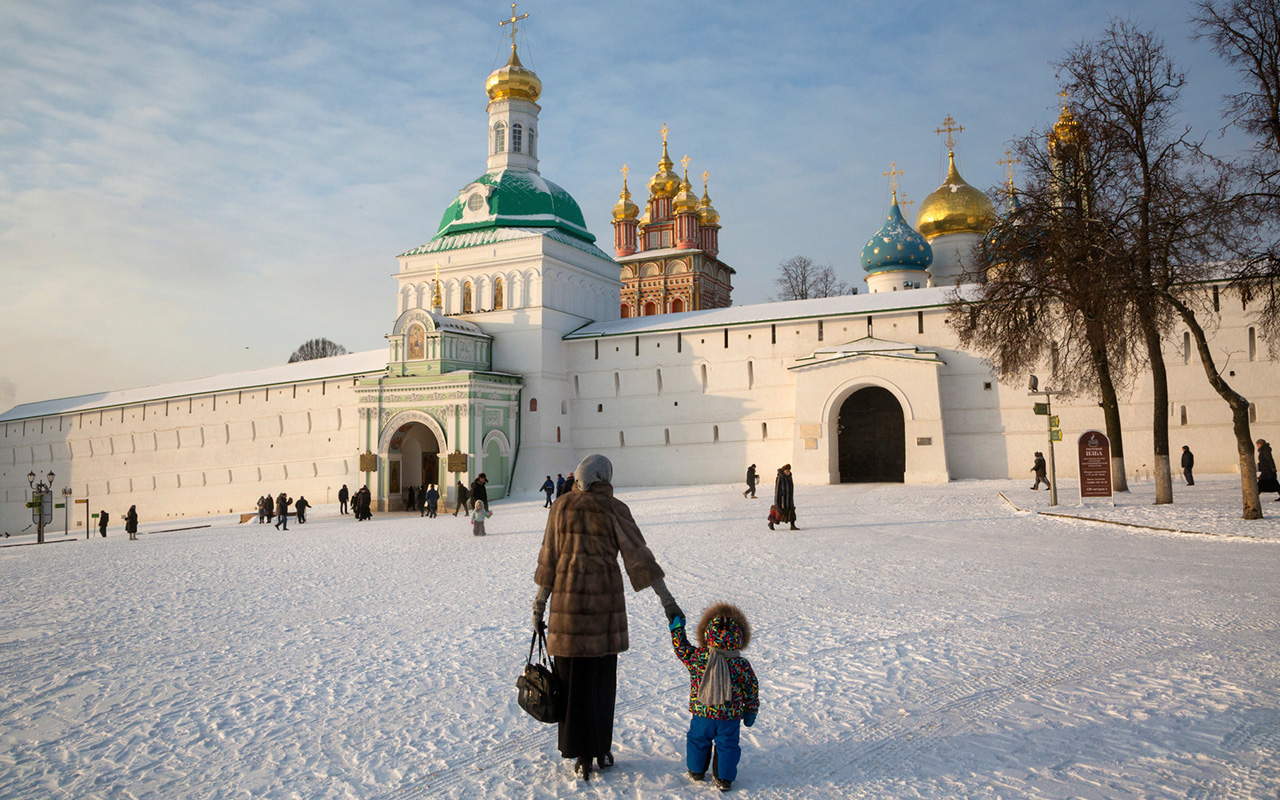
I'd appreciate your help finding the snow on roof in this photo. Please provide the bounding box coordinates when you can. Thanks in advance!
[565,284,971,339]
[0,349,388,423]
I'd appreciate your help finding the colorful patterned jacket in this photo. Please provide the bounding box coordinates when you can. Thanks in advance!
[671,606,759,721]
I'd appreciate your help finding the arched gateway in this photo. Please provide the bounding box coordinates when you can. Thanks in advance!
[386,422,441,510]
[837,386,905,482]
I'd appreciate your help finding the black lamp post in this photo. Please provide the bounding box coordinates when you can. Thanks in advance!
[27,470,55,544]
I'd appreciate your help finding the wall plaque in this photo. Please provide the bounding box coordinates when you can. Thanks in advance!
[447,451,469,472]
[358,451,378,472]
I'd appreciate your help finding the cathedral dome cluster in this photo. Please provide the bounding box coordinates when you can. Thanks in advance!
[914,151,997,240]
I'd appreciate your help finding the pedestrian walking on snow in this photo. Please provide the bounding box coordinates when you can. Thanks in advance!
[555,473,566,499]
[564,472,576,494]
[471,474,489,514]
[274,493,292,530]
[533,454,682,783]
[98,509,109,538]
[770,464,798,530]
[125,505,139,540]
[406,485,416,514]
[470,501,489,536]
[338,485,350,515]
[669,603,760,792]
[295,497,310,524]
[1030,452,1050,490]
[1181,446,1195,486]
[425,484,439,518]
[743,464,757,499]
[1258,440,1280,500]
[542,476,555,507]
[453,481,470,516]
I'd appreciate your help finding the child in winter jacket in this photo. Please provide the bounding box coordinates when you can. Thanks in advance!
[470,501,489,536]
[670,602,759,792]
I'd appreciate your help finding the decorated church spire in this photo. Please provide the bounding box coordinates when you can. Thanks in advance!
[484,3,541,174]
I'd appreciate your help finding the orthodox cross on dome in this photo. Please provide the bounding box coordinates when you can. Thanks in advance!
[997,149,1021,191]
[701,169,710,189]
[681,154,691,173]
[660,122,670,144]
[935,115,964,150]
[1058,88,1071,106]
[621,164,630,179]
[883,161,904,200]
[499,3,529,49]
[900,192,915,217]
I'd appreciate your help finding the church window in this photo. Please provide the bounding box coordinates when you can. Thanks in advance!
[984,382,993,390]
[561,400,568,414]
[620,431,626,447]
[511,123,523,153]
[818,321,824,342]
[463,282,473,312]
[671,297,684,313]
[713,425,719,443]
[1249,327,1257,361]
[1183,331,1192,364]
[664,429,670,445]
[598,404,603,412]
[528,127,536,157]
[621,304,630,318]
[614,372,621,397]
[1180,405,1188,425]
[660,231,672,247]
[1250,402,1257,423]
[557,427,561,442]
[644,301,657,316]
[762,422,768,439]
[677,332,682,353]
[494,277,504,310]
[700,364,708,392]
[747,361,754,389]
[867,316,873,337]
[656,368,663,393]
[1213,285,1220,312]
[724,329,729,348]
[635,336,640,356]
[493,122,506,153]
[595,341,599,359]
[529,398,537,412]
[918,311,925,334]
[771,324,776,344]
[574,376,580,398]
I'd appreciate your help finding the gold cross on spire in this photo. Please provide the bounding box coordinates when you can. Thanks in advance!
[935,114,964,150]
[882,161,904,194]
[997,149,1021,190]
[681,154,691,174]
[621,164,630,180]
[499,3,529,49]
[660,122,670,144]
[701,169,710,189]
[900,192,914,216]
[1059,88,1070,104]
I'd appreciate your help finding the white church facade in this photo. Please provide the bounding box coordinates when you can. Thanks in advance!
[2,37,1277,530]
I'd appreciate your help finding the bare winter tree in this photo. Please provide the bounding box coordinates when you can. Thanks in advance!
[771,256,849,301]
[288,338,349,363]
[1062,18,1263,517]
[952,113,1136,492]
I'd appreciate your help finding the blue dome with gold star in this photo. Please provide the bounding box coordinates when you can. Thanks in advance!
[861,197,933,273]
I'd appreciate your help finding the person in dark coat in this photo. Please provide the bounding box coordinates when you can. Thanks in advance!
[257,496,268,524]
[358,486,373,520]
[471,474,489,514]
[564,472,576,494]
[98,509,109,538]
[542,476,556,507]
[295,496,310,523]
[555,474,566,499]
[274,492,292,530]
[406,485,416,514]
[425,484,439,518]
[338,485,350,515]
[533,454,681,782]
[125,505,139,540]
[1181,446,1195,486]
[1030,452,1050,490]
[1258,440,1280,499]
[419,483,428,515]
[453,481,470,516]
[743,464,757,498]
[770,464,798,530]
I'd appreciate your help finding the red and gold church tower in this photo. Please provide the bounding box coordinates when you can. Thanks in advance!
[612,125,734,317]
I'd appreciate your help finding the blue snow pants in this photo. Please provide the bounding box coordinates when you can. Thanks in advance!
[686,715,742,781]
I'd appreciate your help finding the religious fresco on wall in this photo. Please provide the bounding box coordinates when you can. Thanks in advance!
[407,324,425,360]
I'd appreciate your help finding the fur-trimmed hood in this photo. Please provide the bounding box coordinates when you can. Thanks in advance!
[696,602,751,651]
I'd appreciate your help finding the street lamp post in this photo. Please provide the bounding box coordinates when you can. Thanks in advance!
[27,470,55,545]
[62,486,73,538]
[1028,376,1063,508]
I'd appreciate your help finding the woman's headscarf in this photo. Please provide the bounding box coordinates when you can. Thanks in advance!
[574,454,613,490]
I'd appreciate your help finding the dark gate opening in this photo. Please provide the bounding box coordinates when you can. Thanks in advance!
[837,386,905,482]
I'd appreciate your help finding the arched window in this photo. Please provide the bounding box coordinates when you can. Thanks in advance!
[511,123,523,153]
[671,298,685,313]
[620,304,630,318]
[494,277,504,310]
[529,398,537,412]
[644,301,657,316]
[493,122,506,154]
[528,127,536,158]
[557,426,561,443]
[463,281,473,313]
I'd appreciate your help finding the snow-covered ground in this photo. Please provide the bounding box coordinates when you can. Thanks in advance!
[1,478,1278,799]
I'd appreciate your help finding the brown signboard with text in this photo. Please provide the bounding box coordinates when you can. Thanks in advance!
[1077,430,1112,498]
[447,451,469,473]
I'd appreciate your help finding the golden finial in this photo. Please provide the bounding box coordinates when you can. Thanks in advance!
[621,164,630,180]
[681,154,691,173]
[432,263,442,308]
[900,192,915,216]
[660,122,670,144]
[1058,88,1070,106]
[499,3,529,50]
[701,169,710,189]
[935,114,964,151]
[883,161,904,194]
[997,150,1021,191]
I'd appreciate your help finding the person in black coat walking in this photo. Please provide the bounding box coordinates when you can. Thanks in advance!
[275,493,292,530]
[338,485,350,515]
[425,484,439,518]
[1030,452,1050,490]
[770,464,798,531]
[125,505,139,540]
[563,472,575,494]
[453,481,470,516]
[1181,446,1195,486]
[744,464,758,498]
[1258,439,1280,499]
[555,473,566,499]
[295,496,310,523]
[98,509,109,538]
[542,476,555,507]
[471,474,489,513]
[406,485,416,514]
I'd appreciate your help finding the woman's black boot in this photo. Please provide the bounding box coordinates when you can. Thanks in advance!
[575,756,592,781]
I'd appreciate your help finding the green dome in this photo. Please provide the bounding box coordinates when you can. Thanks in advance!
[861,199,933,274]
[433,170,595,243]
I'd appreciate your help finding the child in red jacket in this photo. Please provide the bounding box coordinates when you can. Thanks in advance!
[670,602,759,792]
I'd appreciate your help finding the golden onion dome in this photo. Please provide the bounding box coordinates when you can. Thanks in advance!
[673,169,699,214]
[1049,104,1081,149]
[915,151,997,240]
[698,184,720,226]
[485,46,542,103]
[612,178,639,222]
[648,140,681,200]
[637,209,650,231]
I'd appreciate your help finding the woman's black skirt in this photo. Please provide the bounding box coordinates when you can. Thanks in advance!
[552,654,617,759]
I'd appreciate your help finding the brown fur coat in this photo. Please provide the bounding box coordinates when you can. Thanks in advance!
[535,482,665,657]
[696,602,752,650]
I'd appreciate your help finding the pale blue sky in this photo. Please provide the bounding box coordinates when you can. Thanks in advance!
[0,0,1249,409]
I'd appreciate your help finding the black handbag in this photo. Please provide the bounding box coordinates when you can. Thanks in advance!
[517,628,562,723]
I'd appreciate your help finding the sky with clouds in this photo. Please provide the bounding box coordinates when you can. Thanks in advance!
[0,0,1254,411]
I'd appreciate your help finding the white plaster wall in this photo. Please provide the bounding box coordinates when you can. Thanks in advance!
[926,232,984,285]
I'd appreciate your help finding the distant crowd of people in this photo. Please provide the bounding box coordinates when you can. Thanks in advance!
[254,492,311,529]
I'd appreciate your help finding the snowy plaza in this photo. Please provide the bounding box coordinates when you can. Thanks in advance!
[1,478,1278,799]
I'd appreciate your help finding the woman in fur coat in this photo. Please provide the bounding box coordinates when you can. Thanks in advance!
[771,464,798,530]
[532,453,683,782]
[669,603,759,792]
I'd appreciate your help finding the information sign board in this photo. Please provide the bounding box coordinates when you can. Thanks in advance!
[1033,403,1050,415]
[1049,429,1062,442]
[358,451,378,472]
[447,451,469,473]
[1049,415,1059,428]
[1078,430,1113,499]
